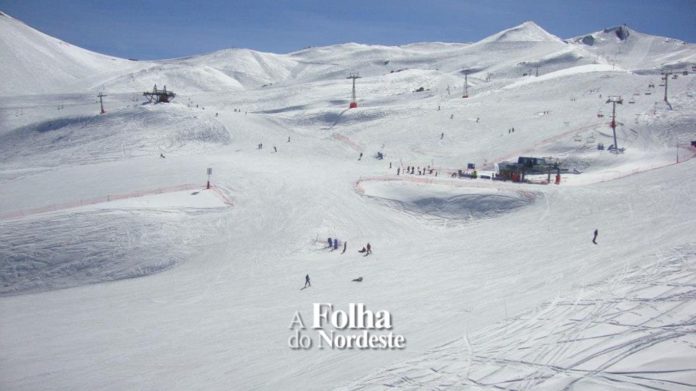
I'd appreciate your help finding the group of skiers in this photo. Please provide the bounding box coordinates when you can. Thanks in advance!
[302,240,372,289]
[304,229,602,289]
[304,273,363,288]
[326,237,373,256]
[327,237,348,254]
[257,136,292,152]
[396,165,438,177]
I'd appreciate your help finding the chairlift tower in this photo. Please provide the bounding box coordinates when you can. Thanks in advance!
[462,70,470,98]
[143,84,176,103]
[606,96,623,153]
[97,92,107,114]
[347,73,361,108]
[660,70,672,104]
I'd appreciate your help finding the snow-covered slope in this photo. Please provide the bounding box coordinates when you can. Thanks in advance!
[1,12,696,391]
[0,11,141,96]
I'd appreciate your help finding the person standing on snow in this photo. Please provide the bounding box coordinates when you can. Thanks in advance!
[366,243,372,255]
[333,238,339,250]
[327,237,333,248]
[304,274,311,288]
[592,229,598,244]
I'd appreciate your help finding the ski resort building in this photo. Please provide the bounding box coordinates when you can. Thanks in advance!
[497,156,557,182]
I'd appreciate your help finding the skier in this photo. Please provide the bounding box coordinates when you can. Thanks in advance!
[327,237,333,248]
[397,167,400,176]
[304,274,311,288]
[366,243,372,255]
[333,238,339,250]
[592,229,598,244]
[389,162,392,169]
[359,152,363,161]
[342,241,347,254]
[440,132,444,140]
[258,143,263,150]
[273,146,278,153]
[287,136,291,143]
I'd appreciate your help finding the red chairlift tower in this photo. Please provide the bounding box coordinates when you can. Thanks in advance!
[347,73,361,108]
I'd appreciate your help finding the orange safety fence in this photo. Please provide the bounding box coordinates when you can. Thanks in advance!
[1,183,234,221]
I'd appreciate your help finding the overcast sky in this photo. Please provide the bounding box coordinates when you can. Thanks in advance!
[1,0,694,59]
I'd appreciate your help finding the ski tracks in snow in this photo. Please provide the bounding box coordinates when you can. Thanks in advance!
[339,244,696,391]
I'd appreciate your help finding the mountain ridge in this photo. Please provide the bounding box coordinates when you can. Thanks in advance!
[1,11,694,96]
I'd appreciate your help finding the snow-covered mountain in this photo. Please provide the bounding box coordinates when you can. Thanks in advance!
[3,13,694,96]
[570,24,696,72]
[479,20,564,43]
[1,11,696,391]
[0,11,142,95]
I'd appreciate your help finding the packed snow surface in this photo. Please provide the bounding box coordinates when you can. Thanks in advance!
[1,12,696,391]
